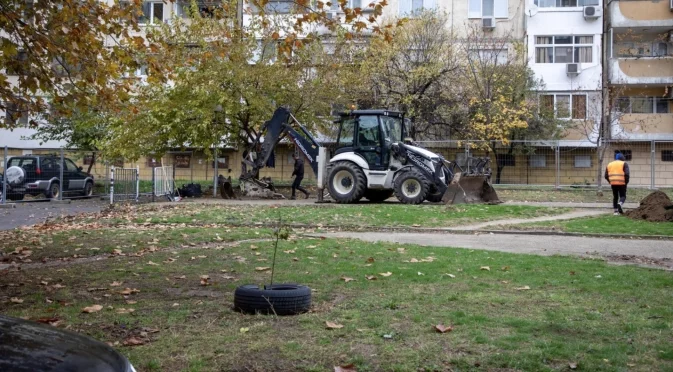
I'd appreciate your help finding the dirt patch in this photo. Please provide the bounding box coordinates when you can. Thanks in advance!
[625,191,673,222]
[604,254,673,270]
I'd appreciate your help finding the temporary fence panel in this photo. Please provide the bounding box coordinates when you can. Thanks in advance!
[110,166,139,204]
[153,165,175,198]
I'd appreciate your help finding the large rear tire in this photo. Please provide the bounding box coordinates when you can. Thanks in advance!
[45,182,60,199]
[83,181,94,197]
[394,169,430,205]
[327,161,367,204]
[364,189,394,202]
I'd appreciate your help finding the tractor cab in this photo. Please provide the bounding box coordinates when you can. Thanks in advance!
[334,110,406,171]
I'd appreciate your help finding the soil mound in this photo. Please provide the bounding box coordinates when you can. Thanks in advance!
[625,191,673,222]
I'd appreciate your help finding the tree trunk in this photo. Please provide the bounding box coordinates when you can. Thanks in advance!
[86,152,96,174]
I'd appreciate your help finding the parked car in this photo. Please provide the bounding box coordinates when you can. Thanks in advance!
[1,155,94,201]
[0,314,136,371]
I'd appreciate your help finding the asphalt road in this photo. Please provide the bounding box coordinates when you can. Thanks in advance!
[0,200,103,231]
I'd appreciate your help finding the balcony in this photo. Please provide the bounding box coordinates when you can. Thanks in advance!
[609,58,673,85]
[609,0,673,29]
[612,114,673,140]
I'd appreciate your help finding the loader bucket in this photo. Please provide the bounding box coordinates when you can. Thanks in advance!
[441,173,501,205]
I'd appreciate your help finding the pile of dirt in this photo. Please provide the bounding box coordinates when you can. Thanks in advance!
[625,191,673,222]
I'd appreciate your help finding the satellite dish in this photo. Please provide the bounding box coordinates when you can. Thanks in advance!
[528,3,539,17]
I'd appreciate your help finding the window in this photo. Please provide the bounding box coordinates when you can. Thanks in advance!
[4,102,28,126]
[381,116,403,143]
[337,118,355,148]
[534,0,598,7]
[535,36,592,64]
[615,41,671,58]
[52,56,81,77]
[529,155,547,168]
[468,0,507,18]
[400,0,436,15]
[574,155,591,168]
[469,49,508,65]
[65,159,79,172]
[139,2,164,25]
[212,156,229,168]
[357,115,380,147]
[6,50,28,75]
[539,94,587,119]
[617,97,669,114]
[662,150,673,162]
[614,150,632,161]
[496,154,515,166]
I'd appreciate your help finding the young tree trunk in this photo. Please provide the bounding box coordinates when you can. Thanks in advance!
[86,152,96,175]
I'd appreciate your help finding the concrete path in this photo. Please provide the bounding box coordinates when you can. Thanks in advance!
[449,209,609,231]
[314,231,673,264]
[503,201,640,209]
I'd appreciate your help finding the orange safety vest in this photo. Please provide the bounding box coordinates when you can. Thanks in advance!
[607,160,626,185]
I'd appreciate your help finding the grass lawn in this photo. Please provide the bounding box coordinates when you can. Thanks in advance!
[1,227,672,371]
[495,187,673,204]
[125,203,571,228]
[505,215,673,236]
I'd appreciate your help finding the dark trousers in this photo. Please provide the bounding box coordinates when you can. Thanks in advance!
[292,176,308,197]
[611,184,627,209]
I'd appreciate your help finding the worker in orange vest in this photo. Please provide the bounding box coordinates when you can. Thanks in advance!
[604,153,630,215]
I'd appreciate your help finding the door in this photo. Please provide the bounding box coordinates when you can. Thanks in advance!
[355,115,384,170]
[63,159,82,190]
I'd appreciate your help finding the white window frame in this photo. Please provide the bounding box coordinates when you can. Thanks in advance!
[529,155,547,168]
[534,0,599,8]
[399,0,437,16]
[534,35,593,64]
[574,155,592,168]
[3,102,29,126]
[469,48,509,65]
[468,0,508,19]
[616,97,670,114]
[139,1,165,25]
[540,93,588,120]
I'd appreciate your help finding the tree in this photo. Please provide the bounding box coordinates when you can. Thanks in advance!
[97,0,375,160]
[0,0,153,128]
[355,10,458,139]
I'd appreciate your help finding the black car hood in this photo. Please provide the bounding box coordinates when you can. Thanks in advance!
[0,314,134,372]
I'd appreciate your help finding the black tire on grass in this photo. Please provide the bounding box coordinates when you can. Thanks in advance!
[233,284,311,315]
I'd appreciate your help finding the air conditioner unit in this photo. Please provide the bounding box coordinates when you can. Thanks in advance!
[482,17,495,30]
[583,6,601,19]
[566,63,581,76]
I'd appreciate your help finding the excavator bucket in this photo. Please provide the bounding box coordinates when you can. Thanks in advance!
[441,172,501,205]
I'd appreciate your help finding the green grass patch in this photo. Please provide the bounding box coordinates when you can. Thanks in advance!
[130,203,571,228]
[508,215,673,236]
[1,228,672,371]
[0,226,273,261]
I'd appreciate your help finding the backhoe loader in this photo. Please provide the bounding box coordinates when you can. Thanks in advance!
[229,107,498,204]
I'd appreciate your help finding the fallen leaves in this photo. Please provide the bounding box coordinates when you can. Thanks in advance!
[82,304,103,313]
[119,288,140,295]
[445,274,456,278]
[341,276,356,283]
[379,272,392,277]
[239,327,249,333]
[365,275,377,280]
[325,321,344,329]
[480,266,491,271]
[515,286,531,291]
[147,261,159,266]
[10,297,24,304]
[255,267,271,271]
[110,281,123,287]
[435,324,453,333]
[116,308,135,314]
[123,336,145,346]
[200,275,210,286]
[36,317,61,326]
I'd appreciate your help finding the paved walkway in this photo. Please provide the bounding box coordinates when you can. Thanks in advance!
[314,231,673,263]
[449,209,608,231]
[0,201,103,231]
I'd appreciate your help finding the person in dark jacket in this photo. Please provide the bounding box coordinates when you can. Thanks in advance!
[605,152,630,215]
[291,153,309,200]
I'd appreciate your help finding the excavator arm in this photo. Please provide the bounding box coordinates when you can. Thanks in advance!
[239,107,321,198]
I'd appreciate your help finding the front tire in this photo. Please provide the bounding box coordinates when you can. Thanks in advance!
[327,161,367,204]
[394,169,430,204]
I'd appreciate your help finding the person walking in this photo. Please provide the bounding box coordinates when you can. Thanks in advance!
[291,153,310,200]
[605,152,630,215]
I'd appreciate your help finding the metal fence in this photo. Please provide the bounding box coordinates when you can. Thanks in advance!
[110,166,139,203]
[414,140,673,189]
[153,165,175,200]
